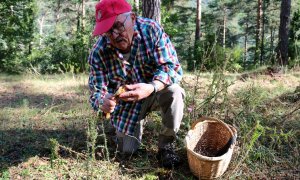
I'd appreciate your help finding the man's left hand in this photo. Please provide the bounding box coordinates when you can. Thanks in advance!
[118,83,154,101]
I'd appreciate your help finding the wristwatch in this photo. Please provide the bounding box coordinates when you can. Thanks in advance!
[150,82,158,95]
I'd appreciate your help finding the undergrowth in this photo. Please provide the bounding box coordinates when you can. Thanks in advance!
[0,71,299,179]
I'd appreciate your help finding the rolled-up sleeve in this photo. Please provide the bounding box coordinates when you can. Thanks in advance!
[152,27,183,85]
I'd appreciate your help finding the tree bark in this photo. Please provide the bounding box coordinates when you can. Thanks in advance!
[244,22,248,69]
[55,0,61,24]
[255,0,262,65]
[222,6,227,65]
[195,0,201,41]
[223,7,226,51]
[76,3,80,32]
[38,15,45,46]
[82,0,85,31]
[260,0,265,65]
[134,0,139,14]
[142,0,161,24]
[277,0,291,66]
[270,27,275,65]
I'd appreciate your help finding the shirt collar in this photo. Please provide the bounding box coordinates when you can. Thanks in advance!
[105,37,113,49]
[133,18,142,42]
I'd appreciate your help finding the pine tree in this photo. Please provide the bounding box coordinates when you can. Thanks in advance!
[142,0,161,23]
[277,0,291,66]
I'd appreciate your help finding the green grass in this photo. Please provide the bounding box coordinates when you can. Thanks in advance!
[0,71,299,179]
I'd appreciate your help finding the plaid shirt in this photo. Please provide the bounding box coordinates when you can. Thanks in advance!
[88,17,183,135]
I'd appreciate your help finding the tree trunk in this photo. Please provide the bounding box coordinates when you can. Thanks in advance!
[270,27,275,65]
[260,0,265,65]
[195,0,201,41]
[10,5,14,15]
[55,0,61,24]
[223,7,226,51]
[222,6,227,64]
[142,0,161,24]
[76,3,80,32]
[244,22,248,69]
[193,0,202,70]
[82,0,85,31]
[134,0,139,14]
[38,15,45,46]
[255,0,262,65]
[277,0,291,66]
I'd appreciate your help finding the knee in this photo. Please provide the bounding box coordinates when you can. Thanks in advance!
[162,84,185,100]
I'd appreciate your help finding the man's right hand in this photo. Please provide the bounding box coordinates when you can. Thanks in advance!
[100,94,116,113]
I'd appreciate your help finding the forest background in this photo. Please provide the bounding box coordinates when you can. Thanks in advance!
[0,0,299,74]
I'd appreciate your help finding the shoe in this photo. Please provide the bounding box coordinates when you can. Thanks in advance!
[156,146,181,168]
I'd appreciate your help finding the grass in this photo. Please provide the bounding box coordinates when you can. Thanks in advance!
[0,71,299,179]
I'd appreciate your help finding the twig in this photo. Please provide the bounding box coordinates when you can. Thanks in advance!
[196,81,235,112]
[58,144,88,159]
[42,104,64,115]
[277,101,300,125]
[123,166,156,172]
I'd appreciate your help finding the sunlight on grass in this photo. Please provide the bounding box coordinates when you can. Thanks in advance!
[1,71,299,179]
[22,73,88,95]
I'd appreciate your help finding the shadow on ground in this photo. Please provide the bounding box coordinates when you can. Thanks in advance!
[0,129,87,172]
[0,91,85,109]
[0,80,89,173]
[0,126,197,179]
[0,78,197,179]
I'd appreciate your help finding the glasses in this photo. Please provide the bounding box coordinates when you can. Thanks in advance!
[105,14,130,37]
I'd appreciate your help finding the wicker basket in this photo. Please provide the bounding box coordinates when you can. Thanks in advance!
[185,117,237,179]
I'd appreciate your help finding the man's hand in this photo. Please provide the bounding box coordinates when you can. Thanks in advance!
[118,83,154,101]
[100,93,116,113]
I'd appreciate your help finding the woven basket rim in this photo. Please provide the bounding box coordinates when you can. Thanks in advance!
[191,117,235,137]
[185,117,237,160]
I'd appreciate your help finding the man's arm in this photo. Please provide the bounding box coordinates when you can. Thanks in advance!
[152,23,183,86]
[118,22,182,102]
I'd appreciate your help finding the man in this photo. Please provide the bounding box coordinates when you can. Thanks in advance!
[88,0,184,168]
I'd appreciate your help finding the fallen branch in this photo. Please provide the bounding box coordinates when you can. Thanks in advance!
[58,143,88,159]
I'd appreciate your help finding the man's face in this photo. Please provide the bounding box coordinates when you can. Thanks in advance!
[104,13,135,53]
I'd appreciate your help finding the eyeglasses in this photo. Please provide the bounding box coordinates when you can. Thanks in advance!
[105,14,130,37]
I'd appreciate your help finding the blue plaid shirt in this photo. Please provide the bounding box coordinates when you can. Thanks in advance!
[88,17,183,135]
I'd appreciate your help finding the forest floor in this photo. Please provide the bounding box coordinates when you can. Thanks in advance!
[0,68,299,179]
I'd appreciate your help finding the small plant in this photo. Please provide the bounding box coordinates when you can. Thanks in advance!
[49,138,59,168]
[230,120,265,175]
[86,115,98,160]
[96,117,110,161]
[86,113,111,161]
[0,169,10,179]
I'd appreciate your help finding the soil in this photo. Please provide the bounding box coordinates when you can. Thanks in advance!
[193,139,230,157]
[194,140,219,157]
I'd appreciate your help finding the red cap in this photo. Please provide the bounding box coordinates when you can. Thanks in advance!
[93,0,132,36]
